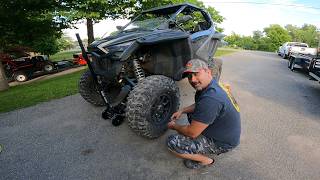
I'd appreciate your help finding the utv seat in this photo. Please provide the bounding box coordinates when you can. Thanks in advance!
[193,21,210,32]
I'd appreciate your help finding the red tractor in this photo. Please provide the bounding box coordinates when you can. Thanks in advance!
[1,53,56,82]
[72,53,87,66]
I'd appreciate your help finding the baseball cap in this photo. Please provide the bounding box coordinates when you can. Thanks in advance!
[182,59,208,78]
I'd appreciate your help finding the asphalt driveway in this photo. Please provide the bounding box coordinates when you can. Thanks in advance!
[1,51,320,180]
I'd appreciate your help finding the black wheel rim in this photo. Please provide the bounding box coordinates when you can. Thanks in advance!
[150,93,173,125]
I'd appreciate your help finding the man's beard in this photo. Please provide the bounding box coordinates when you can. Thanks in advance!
[191,83,203,91]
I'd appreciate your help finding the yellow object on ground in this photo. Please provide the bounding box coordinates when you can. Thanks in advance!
[219,82,240,112]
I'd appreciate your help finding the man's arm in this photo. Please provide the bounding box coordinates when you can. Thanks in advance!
[181,104,195,114]
[171,104,195,121]
[168,120,208,139]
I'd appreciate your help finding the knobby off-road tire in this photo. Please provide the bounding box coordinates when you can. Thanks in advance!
[79,71,122,106]
[126,75,180,139]
[210,58,222,81]
[79,71,106,106]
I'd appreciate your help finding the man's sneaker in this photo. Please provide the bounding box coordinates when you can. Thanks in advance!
[183,159,215,169]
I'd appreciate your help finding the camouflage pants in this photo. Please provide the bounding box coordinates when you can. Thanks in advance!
[166,133,229,155]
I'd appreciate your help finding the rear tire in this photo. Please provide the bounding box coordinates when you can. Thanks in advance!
[14,71,28,82]
[282,53,287,59]
[287,58,291,68]
[288,58,295,71]
[43,62,54,72]
[126,75,180,139]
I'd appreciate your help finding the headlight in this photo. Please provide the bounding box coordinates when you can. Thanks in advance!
[98,41,134,55]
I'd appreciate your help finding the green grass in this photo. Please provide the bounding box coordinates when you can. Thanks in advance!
[215,48,239,57]
[0,69,85,113]
[49,50,81,61]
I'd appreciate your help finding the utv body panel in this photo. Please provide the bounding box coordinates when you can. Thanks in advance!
[88,30,192,81]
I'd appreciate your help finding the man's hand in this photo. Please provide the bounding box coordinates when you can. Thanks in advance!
[170,110,183,121]
[167,121,176,129]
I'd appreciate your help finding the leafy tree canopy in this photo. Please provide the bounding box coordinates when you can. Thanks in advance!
[264,24,292,51]
[224,23,319,52]
[0,0,67,55]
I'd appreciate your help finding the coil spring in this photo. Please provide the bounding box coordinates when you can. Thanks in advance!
[120,64,126,74]
[133,59,145,81]
[118,65,126,83]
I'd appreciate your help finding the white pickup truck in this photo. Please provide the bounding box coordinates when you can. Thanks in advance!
[288,47,320,83]
[278,42,309,59]
[290,46,317,56]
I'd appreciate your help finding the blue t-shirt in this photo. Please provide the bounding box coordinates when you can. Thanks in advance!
[191,80,241,149]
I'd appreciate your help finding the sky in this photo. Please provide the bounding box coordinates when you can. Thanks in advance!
[63,0,320,40]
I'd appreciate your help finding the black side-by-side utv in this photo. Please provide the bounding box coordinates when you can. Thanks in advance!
[77,3,224,138]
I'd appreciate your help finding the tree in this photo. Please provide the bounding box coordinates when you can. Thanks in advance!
[0,0,66,52]
[57,35,74,50]
[253,30,263,40]
[61,0,136,44]
[285,24,318,47]
[0,62,9,91]
[285,24,300,42]
[224,32,242,48]
[264,24,291,51]
[223,23,318,52]
[32,36,60,56]
[257,37,273,51]
[239,36,257,50]
[300,24,318,47]
[0,0,67,89]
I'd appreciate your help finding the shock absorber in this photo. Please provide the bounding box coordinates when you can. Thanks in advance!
[120,64,126,74]
[118,64,126,83]
[133,58,145,81]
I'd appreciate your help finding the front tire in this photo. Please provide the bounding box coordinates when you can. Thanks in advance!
[79,71,121,106]
[126,75,180,139]
[211,58,222,81]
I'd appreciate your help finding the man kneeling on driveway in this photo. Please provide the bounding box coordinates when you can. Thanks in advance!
[167,59,241,169]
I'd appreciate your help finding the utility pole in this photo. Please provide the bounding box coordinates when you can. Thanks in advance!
[317,28,320,56]
[0,62,9,91]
